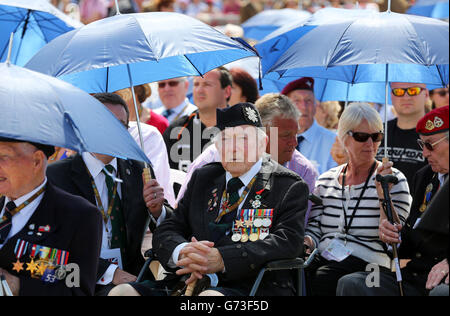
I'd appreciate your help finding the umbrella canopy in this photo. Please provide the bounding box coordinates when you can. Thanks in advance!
[0,62,149,164]
[241,8,311,41]
[25,12,258,93]
[0,0,82,66]
[256,8,449,84]
[407,0,449,19]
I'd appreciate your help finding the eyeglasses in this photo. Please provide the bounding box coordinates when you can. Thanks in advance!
[417,136,447,151]
[434,89,449,97]
[158,80,180,88]
[347,131,384,143]
[391,87,424,97]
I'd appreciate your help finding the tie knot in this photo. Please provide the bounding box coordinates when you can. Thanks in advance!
[227,177,244,193]
[4,201,16,216]
[162,109,174,119]
[103,164,115,175]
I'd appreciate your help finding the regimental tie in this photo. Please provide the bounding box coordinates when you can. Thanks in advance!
[209,177,245,243]
[103,165,127,251]
[0,201,17,244]
[162,109,174,119]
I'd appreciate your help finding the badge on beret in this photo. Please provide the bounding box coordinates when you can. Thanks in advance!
[434,116,444,128]
[425,120,435,131]
[243,106,259,124]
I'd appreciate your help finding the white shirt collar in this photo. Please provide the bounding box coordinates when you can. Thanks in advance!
[438,172,448,187]
[172,98,190,114]
[225,158,263,188]
[82,152,118,178]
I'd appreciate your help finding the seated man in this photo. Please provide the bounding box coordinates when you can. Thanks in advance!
[47,93,173,296]
[337,106,449,296]
[0,138,102,296]
[112,103,309,296]
[176,93,318,221]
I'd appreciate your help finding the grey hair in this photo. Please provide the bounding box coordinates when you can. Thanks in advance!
[255,93,300,128]
[338,102,383,144]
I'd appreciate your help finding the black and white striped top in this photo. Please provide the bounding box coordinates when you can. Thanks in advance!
[306,163,412,268]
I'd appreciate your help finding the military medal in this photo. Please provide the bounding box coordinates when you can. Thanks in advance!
[259,228,269,240]
[251,199,261,208]
[231,232,242,242]
[240,234,249,243]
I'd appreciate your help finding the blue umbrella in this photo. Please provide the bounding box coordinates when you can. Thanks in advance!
[25,11,257,94]
[25,10,258,170]
[255,6,449,159]
[256,8,449,80]
[241,8,311,41]
[0,62,149,164]
[0,0,82,66]
[407,0,449,19]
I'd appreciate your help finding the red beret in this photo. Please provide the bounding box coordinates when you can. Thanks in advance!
[416,106,449,135]
[281,77,314,96]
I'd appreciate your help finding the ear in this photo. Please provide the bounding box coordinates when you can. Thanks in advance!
[32,150,47,172]
[225,85,232,102]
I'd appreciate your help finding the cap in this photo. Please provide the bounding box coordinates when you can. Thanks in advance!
[281,77,314,96]
[216,103,263,131]
[0,137,56,158]
[416,106,449,136]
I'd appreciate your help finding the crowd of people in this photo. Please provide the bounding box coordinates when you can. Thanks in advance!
[0,0,448,297]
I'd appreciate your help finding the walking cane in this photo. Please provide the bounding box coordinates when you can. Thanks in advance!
[376,173,405,296]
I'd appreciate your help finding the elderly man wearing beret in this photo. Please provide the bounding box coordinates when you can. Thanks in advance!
[337,106,449,296]
[110,103,309,296]
[281,77,337,175]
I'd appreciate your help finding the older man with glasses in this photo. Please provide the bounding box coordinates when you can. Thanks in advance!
[376,82,430,190]
[154,78,197,124]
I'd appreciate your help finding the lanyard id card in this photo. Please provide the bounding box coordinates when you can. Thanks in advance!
[321,238,353,262]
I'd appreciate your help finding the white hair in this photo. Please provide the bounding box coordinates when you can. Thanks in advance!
[337,102,383,144]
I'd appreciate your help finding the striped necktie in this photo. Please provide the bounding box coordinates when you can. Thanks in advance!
[102,165,127,250]
[0,201,17,244]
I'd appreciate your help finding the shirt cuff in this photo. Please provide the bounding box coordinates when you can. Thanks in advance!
[150,206,167,227]
[168,242,189,268]
[97,264,119,285]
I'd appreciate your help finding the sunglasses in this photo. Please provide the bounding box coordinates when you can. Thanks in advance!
[158,81,180,88]
[417,136,447,151]
[434,89,449,97]
[348,131,384,143]
[391,87,424,97]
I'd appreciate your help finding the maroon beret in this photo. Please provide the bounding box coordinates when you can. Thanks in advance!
[416,106,449,135]
[281,77,314,96]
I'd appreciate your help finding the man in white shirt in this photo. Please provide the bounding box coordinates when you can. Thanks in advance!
[47,93,173,295]
[0,138,102,296]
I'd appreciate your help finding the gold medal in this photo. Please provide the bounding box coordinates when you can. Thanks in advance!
[249,233,259,242]
[241,234,249,243]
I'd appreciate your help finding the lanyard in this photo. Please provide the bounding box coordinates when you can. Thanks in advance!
[341,161,377,235]
[215,176,257,223]
[1,187,46,223]
[85,166,118,229]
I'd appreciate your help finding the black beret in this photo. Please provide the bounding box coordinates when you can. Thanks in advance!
[216,102,263,131]
[0,137,56,158]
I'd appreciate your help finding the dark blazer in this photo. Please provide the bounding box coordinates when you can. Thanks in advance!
[0,183,102,296]
[47,154,173,278]
[153,156,309,296]
[399,165,448,292]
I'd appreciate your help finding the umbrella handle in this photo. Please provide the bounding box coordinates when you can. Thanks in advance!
[143,167,152,183]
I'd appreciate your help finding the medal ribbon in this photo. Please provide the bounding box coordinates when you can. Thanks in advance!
[215,176,257,223]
